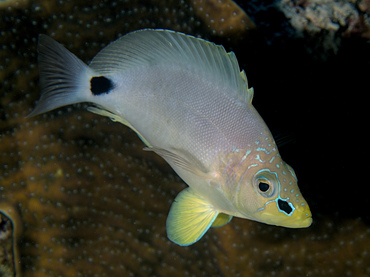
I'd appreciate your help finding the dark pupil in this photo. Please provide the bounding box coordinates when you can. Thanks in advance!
[259,182,270,192]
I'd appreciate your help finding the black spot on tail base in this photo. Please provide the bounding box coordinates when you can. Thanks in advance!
[90,76,114,95]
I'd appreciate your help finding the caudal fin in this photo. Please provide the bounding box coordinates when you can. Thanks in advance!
[27,35,94,117]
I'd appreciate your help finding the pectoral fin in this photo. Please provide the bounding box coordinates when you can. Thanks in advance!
[144,147,208,177]
[166,188,218,246]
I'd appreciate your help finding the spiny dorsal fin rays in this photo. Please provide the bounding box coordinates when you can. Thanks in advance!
[240,70,254,103]
[88,29,252,104]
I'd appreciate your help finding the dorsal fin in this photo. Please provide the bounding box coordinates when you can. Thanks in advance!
[89,29,253,104]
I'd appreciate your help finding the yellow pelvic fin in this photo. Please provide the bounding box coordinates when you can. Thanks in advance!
[166,188,218,246]
[87,106,151,147]
[211,213,233,228]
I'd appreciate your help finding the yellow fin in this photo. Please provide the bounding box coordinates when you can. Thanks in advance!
[211,213,233,228]
[166,188,218,246]
[87,106,151,147]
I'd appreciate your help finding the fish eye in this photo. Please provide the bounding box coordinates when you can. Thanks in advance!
[254,170,277,198]
[258,181,270,192]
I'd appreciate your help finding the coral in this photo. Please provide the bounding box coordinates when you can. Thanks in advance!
[0,0,28,8]
[0,201,21,277]
[0,0,369,276]
[190,0,255,37]
[278,0,370,51]
[358,0,370,38]
[279,0,358,33]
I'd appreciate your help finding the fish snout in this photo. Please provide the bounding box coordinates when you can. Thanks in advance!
[256,198,312,228]
[278,200,312,228]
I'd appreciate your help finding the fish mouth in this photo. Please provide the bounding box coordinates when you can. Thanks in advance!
[253,202,312,228]
[300,216,313,227]
[281,214,312,228]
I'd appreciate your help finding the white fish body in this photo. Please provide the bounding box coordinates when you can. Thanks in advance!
[29,29,312,246]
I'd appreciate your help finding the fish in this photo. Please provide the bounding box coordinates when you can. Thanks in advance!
[28,29,312,246]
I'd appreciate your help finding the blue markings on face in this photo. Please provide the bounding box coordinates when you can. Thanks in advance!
[255,167,296,216]
[90,76,114,95]
[256,147,276,155]
[277,198,294,215]
[262,197,296,216]
[255,154,263,163]
[242,150,251,160]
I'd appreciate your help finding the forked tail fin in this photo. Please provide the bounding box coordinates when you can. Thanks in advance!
[27,35,94,117]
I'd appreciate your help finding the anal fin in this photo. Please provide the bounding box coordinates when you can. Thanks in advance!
[166,188,218,246]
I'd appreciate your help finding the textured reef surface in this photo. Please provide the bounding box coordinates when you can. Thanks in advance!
[0,0,369,276]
